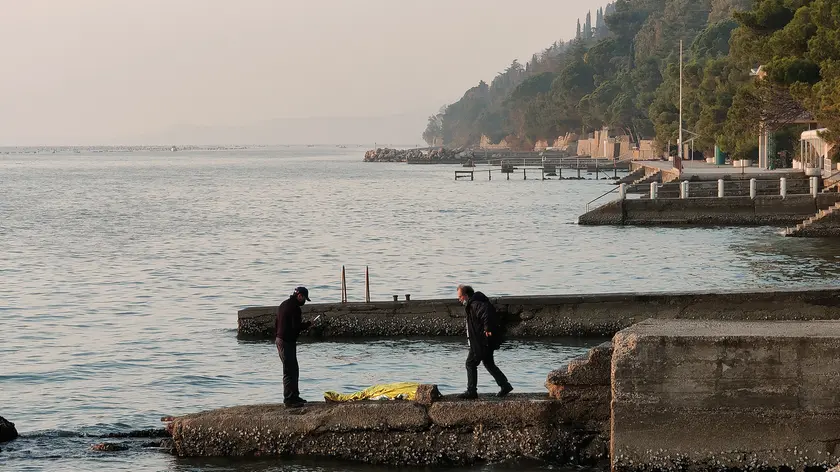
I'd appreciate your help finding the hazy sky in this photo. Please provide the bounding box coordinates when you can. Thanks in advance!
[1,0,606,145]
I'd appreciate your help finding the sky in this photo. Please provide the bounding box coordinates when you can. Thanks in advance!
[0,0,608,145]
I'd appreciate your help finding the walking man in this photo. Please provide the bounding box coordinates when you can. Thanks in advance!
[456,284,513,399]
[276,286,312,406]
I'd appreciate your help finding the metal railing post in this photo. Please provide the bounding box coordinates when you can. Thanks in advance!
[341,265,347,303]
[365,266,370,303]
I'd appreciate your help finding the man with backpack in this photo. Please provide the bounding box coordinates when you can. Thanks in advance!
[456,284,513,399]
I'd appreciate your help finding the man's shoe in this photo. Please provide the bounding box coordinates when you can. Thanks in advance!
[284,398,305,408]
[457,390,478,400]
[497,384,513,397]
[291,397,308,403]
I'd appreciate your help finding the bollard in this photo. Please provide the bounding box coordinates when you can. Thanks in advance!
[750,178,757,199]
[393,295,398,302]
[619,183,627,200]
[811,176,819,197]
[405,294,410,301]
[718,179,724,198]
[650,182,658,199]
[780,177,787,198]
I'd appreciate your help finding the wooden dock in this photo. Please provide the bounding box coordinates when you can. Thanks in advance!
[456,167,559,181]
[456,159,627,181]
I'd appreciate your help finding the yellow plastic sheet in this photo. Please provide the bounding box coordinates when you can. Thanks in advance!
[323,382,420,402]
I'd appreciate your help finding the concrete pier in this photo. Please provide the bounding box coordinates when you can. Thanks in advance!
[171,318,840,468]
[611,319,840,471]
[165,393,609,466]
[578,194,840,226]
[238,287,840,340]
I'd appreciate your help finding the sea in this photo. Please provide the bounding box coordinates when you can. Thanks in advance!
[3,145,840,472]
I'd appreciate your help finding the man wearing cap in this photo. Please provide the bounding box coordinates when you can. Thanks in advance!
[275,286,312,406]
[456,284,513,399]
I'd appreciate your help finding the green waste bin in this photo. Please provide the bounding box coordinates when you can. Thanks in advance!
[714,145,726,165]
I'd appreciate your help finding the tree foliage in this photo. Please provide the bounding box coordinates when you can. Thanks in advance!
[427,0,840,158]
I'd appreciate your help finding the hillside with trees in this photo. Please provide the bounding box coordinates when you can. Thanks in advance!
[424,0,840,161]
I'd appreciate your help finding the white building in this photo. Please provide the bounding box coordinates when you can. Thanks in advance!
[799,128,835,177]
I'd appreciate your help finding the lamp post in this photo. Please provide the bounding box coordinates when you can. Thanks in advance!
[677,39,683,172]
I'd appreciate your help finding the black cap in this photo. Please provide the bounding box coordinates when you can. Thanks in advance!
[294,286,311,301]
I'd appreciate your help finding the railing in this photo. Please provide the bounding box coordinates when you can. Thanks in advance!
[585,186,621,212]
[823,169,840,192]
[469,156,628,168]
[341,265,370,303]
[582,153,638,211]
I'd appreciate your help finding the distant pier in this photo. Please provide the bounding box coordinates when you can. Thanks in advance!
[455,156,630,181]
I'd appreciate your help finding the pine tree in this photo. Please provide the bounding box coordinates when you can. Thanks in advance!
[584,11,592,40]
[595,7,605,38]
[576,19,582,40]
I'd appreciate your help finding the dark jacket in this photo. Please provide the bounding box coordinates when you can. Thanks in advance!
[465,291,502,356]
[275,296,310,343]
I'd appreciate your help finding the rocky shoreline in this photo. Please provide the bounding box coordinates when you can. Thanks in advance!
[363,147,472,163]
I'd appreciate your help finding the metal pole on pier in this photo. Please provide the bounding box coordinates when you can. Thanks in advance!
[365,266,370,303]
[341,265,347,303]
[677,39,683,172]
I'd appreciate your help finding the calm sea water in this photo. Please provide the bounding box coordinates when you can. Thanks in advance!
[3,146,840,471]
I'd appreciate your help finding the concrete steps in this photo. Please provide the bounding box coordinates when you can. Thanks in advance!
[822,179,840,193]
[785,201,840,236]
[627,170,661,193]
[617,168,645,185]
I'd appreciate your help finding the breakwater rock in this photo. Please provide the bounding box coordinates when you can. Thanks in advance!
[0,416,18,442]
[363,147,471,163]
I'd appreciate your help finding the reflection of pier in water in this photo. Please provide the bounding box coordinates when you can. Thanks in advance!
[455,156,630,181]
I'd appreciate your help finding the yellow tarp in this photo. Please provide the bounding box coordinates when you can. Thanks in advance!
[323,382,420,402]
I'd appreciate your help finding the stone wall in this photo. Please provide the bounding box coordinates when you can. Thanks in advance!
[238,287,840,340]
[611,319,840,471]
[578,194,840,226]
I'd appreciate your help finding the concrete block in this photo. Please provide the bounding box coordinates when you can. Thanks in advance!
[754,195,816,216]
[612,319,840,471]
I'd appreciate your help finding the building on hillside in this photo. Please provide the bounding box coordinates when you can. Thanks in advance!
[799,129,836,176]
[576,127,655,159]
[478,135,510,150]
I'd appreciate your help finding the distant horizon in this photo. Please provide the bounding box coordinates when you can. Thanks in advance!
[1,0,607,146]
[0,142,432,149]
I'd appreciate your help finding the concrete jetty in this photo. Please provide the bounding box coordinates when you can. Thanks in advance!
[612,319,840,471]
[581,160,840,229]
[579,194,840,226]
[238,287,840,340]
[165,393,609,466]
[165,343,613,466]
[170,319,840,469]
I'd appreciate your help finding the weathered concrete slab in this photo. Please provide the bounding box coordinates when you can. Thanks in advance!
[166,394,608,466]
[238,287,840,340]
[611,319,840,471]
[546,341,612,398]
